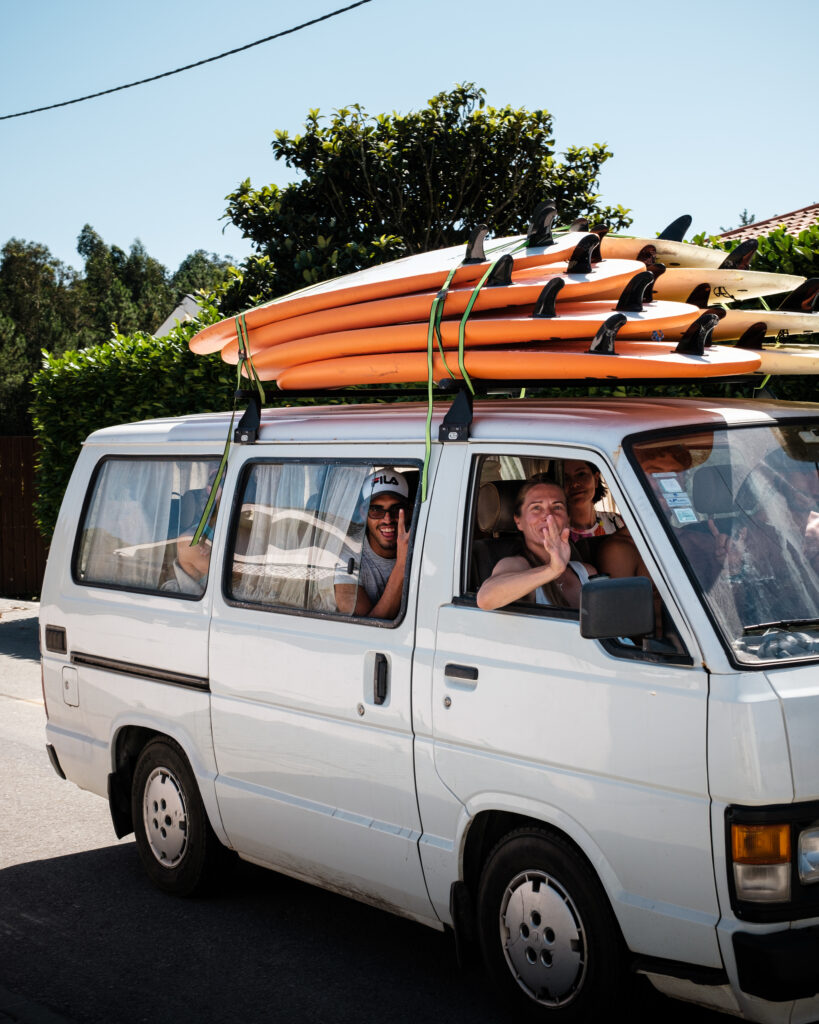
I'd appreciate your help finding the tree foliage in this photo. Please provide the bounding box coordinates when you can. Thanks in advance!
[692,222,819,280]
[219,84,632,312]
[31,305,232,539]
[0,230,233,435]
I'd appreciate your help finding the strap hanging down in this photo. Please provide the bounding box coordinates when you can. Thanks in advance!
[190,314,266,545]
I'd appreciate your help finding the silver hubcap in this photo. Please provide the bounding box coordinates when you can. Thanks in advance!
[499,869,587,1006]
[142,766,188,867]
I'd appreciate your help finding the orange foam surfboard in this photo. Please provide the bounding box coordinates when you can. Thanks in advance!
[273,340,762,390]
[190,229,602,355]
[218,260,648,361]
[238,300,705,379]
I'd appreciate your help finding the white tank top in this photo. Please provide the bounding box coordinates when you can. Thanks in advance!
[534,561,590,606]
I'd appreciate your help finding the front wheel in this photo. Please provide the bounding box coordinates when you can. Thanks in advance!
[477,829,625,1021]
[131,737,225,896]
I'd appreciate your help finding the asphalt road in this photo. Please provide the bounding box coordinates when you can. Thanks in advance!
[0,599,726,1024]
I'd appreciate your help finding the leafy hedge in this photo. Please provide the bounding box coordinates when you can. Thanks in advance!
[692,223,819,279]
[31,307,234,540]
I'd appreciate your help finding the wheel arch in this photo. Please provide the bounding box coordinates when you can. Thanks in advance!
[452,806,629,959]
[107,723,229,847]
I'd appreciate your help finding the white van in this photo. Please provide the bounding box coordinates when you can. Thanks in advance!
[40,395,819,1022]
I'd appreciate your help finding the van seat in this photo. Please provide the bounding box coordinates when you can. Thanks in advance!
[470,480,522,591]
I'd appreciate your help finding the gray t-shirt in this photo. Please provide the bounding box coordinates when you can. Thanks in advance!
[334,529,395,605]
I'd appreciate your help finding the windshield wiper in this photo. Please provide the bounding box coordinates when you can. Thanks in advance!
[742,618,819,634]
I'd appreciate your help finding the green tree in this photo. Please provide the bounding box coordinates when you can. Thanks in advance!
[219,83,632,312]
[0,239,88,433]
[77,225,173,337]
[171,250,234,301]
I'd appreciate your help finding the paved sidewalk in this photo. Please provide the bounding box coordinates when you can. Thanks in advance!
[0,598,39,664]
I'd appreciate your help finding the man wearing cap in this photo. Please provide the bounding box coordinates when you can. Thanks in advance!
[334,468,411,618]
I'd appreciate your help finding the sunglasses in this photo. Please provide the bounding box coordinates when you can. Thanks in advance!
[367,502,409,521]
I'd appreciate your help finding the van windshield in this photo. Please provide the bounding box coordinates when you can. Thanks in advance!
[631,422,819,665]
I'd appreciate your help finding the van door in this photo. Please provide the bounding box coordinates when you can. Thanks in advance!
[420,444,722,967]
[208,448,435,922]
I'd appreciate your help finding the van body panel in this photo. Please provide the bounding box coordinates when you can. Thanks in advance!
[207,442,434,921]
[708,672,794,805]
[766,664,819,801]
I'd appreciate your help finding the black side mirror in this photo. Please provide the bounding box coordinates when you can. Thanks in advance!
[580,576,654,640]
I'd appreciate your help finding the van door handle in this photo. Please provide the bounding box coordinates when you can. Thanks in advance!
[445,663,479,681]
[374,653,388,705]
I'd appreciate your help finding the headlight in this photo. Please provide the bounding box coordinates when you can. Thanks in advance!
[731,823,791,902]
[798,826,819,885]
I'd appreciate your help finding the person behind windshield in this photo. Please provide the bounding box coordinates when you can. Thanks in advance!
[477,476,596,611]
[563,459,623,542]
[334,469,411,618]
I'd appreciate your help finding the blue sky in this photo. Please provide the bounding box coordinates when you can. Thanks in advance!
[2,0,816,275]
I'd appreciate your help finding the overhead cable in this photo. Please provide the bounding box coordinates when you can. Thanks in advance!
[0,0,374,121]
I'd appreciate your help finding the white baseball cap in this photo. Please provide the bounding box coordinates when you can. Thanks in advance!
[362,468,409,500]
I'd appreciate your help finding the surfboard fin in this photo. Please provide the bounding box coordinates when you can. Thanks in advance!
[532,279,565,318]
[735,322,768,349]
[657,215,692,242]
[636,244,657,266]
[675,312,721,355]
[566,235,601,275]
[616,271,656,312]
[526,202,558,248]
[463,225,490,264]
[646,261,667,282]
[591,224,610,239]
[778,278,819,312]
[686,283,711,308]
[486,254,514,287]
[719,238,757,270]
[588,313,627,355]
[569,217,589,232]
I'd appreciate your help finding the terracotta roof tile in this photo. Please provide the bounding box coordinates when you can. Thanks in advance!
[718,203,819,241]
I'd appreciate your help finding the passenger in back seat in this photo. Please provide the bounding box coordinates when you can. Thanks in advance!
[477,477,596,611]
[334,469,411,619]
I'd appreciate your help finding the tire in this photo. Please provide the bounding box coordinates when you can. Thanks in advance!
[477,829,625,1021]
[131,737,225,896]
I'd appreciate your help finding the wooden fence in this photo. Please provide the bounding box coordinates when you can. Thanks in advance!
[0,437,47,597]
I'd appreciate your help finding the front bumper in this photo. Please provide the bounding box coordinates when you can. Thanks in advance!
[734,927,819,1002]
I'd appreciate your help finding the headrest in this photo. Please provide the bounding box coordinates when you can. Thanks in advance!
[477,480,521,534]
[692,465,734,514]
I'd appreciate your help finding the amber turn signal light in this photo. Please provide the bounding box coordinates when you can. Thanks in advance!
[732,823,791,865]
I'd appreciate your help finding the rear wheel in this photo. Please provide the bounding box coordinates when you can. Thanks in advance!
[477,829,625,1021]
[131,737,225,896]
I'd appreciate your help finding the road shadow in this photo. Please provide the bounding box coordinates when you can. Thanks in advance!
[0,844,727,1024]
[0,611,38,662]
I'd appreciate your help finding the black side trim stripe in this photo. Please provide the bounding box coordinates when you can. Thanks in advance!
[71,652,209,691]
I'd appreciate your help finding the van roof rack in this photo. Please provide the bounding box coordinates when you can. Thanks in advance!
[233,374,765,445]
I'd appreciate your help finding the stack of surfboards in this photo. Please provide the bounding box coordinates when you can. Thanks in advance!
[190,205,819,388]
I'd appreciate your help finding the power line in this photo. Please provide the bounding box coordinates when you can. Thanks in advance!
[0,0,374,121]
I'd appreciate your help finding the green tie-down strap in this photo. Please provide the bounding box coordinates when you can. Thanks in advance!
[420,248,527,501]
[190,314,265,545]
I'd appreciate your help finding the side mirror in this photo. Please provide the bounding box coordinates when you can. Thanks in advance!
[580,576,654,640]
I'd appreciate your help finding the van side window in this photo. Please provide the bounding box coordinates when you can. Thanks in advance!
[74,458,221,596]
[228,461,417,620]
[467,454,689,660]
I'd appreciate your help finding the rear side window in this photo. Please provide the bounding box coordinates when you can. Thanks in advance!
[74,458,221,597]
[228,460,418,621]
